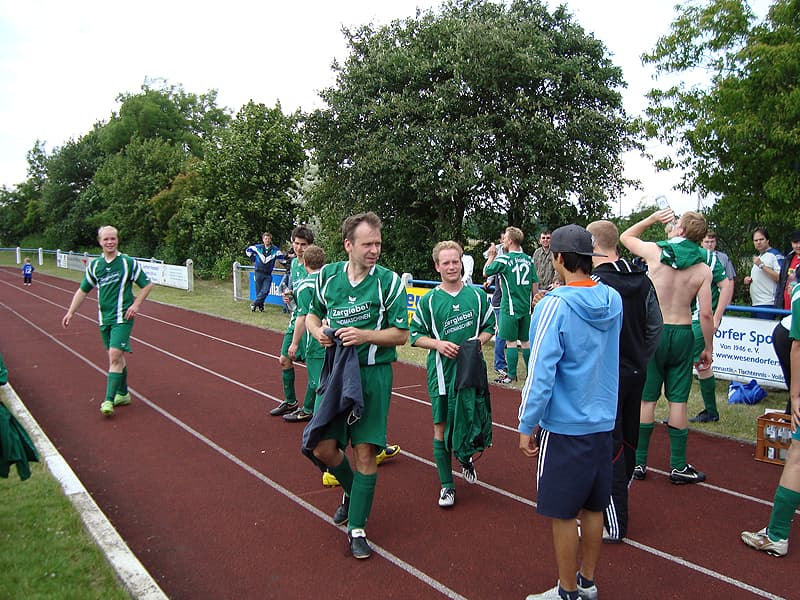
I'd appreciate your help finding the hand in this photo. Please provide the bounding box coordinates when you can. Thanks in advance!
[124,304,140,320]
[335,327,368,347]
[519,433,539,458]
[62,313,72,328]
[695,349,713,372]
[437,340,460,359]
[287,343,297,360]
[531,290,547,308]
[743,276,752,285]
[651,208,675,224]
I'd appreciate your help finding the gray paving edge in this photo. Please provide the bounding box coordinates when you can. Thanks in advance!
[1,382,168,600]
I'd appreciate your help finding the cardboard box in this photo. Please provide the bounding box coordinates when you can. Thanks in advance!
[755,411,792,465]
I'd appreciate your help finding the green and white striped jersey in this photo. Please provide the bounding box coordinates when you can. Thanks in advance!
[79,254,151,325]
[310,261,408,366]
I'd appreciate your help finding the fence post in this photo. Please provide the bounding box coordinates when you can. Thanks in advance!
[15,247,20,264]
[232,261,241,300]
[38,248,44,265]
[185,259,194,293]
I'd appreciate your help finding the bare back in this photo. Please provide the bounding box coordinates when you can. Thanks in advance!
[647,260,711,325]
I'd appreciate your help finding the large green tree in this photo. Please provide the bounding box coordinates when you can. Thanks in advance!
[642,0,800,247]
[306,0,637,275]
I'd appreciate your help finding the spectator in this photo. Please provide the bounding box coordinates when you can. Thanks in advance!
[587,220,663,543]
[519,224,622,600]
[702,230,736,281]
[743,228,780,319]
[532,230,559,290]
[21,257,34,286]
[775,230,800,311]
[245,232,282,312]
[740,272,800,557]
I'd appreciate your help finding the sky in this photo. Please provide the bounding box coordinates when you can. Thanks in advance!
[0,0,772,216]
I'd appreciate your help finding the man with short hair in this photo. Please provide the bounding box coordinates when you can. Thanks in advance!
[245,232,282,312]
[520,224,622,600]
[532,229,558,290]
[586,220,663,543]
[62,225,154,417]
[775,230,800,311]
[305,212,409,559]
[620,210,714,485]
[271,225,315,417]
[484,226,538,384]
[744,228,781,319]
[411,241,495,507]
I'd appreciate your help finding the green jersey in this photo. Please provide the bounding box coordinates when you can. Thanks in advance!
[410,284,495,398]
[310,261,408,366]
[294,272,325,359]
[80,253,151,326]
[692,248,727,322]
[790,282,800,340]
[285,258,308,334]
[483,250,537,316]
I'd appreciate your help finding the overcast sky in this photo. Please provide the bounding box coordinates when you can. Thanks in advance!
[0,0,772,215]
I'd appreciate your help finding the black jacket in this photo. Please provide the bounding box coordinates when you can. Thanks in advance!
[774,250,798,309]
[592,259,663,376]
[301,329,363,469]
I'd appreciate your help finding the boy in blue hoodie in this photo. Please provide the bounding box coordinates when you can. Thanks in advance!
[519,224,622,600]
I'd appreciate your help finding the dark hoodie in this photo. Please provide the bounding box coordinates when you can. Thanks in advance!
[592,258,663,376]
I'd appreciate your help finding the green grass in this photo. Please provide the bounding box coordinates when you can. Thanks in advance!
[0,464,128,600]
[0,249,789,598]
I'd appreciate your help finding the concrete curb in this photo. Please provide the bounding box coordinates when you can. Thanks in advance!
[1,383,168,600]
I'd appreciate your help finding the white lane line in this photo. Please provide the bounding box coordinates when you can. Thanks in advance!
[1,301,467,600]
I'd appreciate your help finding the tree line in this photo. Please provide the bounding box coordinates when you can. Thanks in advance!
[0,0,796,290]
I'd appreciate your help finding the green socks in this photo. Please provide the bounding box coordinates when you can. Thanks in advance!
[348,471,377,531]
[282,368,296,404]
[668,425,688,470]
[119,366,128,395]
[699,376,718,417]
[506,347,519,379]
[636,422,655,466]
[433,439,454,487]
[301,384,316,414]
[330,455,354,496]
[522,348,531,373]
[105,372,123,402]
[768,485,800,541]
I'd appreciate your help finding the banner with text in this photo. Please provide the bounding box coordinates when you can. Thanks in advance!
[712,316,786,390]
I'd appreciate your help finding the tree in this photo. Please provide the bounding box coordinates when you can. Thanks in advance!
[305,0,638,274]
[642,0,800,242]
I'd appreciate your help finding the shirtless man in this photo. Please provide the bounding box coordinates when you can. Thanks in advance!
[620,209,714,484]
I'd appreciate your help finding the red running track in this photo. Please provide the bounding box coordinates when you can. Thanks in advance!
[0,268,794,599]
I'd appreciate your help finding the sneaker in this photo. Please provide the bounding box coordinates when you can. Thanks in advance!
[258,305,264,312]
[348,528,372,559]
[376,444,401,465]
[100,400,114,417]
[577,573,598,600]
[741,527,788,557]
[632,465,646,480]
[269,401,297,416]
[459,458,478,484]
[525,584,571,600]
[438,487,456,508]
[670,463,706,485]
[689,409,719,423]
[494,368,508,378]
[113,392,131,407]
[322,471,340,488]
[494,375,513,385]
[250,304,257,312]
[332,493,350,526]
[282,408,312,422]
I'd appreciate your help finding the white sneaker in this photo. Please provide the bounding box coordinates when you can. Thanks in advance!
[438,487,455,508]
[459,458,478,484]
[741,527,788,557]
[577,573,598,600]
[526,584,567,600]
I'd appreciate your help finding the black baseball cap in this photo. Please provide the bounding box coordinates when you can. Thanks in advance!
[550,224,607,257]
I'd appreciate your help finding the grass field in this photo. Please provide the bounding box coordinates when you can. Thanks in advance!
[0,250,790,597]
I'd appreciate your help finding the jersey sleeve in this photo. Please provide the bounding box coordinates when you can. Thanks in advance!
[409,289,434,345]
[131,258,152,288]
[383,270,410,330]
[79,262,97,293]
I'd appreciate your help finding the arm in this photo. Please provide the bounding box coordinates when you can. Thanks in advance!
[335,326,409,348]
[288,315,306,360]
[619,209,675,263]
[125,282,154,320]
[412,334,460,359]
[696,270,714,370]
[791,339,800,432]
[482,244,498,276]
[62,288,89,327]
[306,313,334,347]
[754,253,781,283]
[714,278,734,330]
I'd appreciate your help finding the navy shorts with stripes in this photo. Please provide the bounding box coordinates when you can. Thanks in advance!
[535,429,613,519]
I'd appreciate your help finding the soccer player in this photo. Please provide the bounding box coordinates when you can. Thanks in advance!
[305,212,409,559]
[410,241,495,508]
[483,226,538,384]
[62,225,154,417]
[271,225,315,417]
